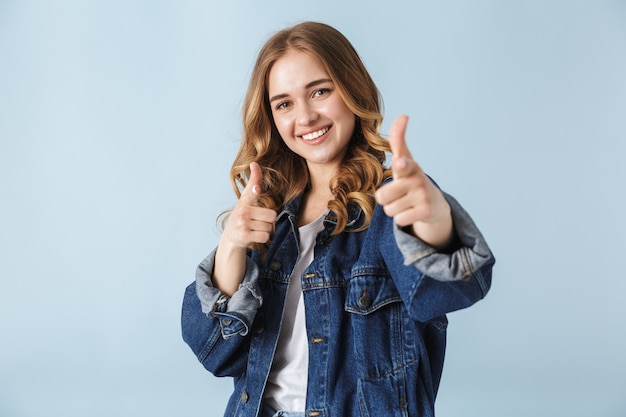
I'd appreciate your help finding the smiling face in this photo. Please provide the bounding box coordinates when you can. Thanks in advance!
[268,49,355,176]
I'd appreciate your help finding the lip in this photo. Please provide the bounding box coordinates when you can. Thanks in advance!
[297,125,331,143]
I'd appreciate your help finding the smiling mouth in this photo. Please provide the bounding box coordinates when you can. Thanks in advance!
[300,127,330,141]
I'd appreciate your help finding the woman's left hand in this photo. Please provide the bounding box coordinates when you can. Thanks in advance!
[375,115,454,250]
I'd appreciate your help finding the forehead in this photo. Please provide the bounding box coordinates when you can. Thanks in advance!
[268,50,329,94]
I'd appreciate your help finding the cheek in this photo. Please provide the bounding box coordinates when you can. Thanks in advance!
[338,108,356,136]
[346,113,356,133]
[272,115,292,140]
[330,101,355,129]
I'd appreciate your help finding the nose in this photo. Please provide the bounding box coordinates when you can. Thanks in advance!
[297,102,319,126]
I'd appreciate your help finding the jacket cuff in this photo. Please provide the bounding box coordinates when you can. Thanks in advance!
[393,191,494,282]
[195,248,263,338]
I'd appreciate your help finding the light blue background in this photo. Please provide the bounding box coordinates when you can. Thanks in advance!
[1,1,625,416]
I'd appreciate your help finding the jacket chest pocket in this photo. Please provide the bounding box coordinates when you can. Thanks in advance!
[345,269,402,315]
[344,270,411,379]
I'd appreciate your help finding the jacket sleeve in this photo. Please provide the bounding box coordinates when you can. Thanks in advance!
[180,247,262,377]
[385,191,495,322]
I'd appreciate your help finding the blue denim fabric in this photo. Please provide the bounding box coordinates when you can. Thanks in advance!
[181,187,495,417]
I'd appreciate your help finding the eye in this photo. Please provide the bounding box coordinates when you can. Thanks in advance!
[313,88,331,98]
[275,101,292,110]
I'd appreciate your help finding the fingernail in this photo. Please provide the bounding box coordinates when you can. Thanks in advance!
[252,185,259,195]
[397,157,407,170]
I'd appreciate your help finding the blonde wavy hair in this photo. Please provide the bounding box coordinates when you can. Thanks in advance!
[225,21,391,239]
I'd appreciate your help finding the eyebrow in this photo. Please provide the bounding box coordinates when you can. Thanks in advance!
[269,78,333,103]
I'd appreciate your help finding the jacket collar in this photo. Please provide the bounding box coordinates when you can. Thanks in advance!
[276,193,364,232]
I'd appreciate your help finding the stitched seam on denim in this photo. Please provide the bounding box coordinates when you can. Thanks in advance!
[197,321,223,363]
[351,267,389,277]
[302,281,347,290]
[392,299,404,380]
[356,381,369,417]
[358,358,418,381]
[215,312,249,338]
[261,271,290,283]
[345,297,403,315]
[474,270,488,296]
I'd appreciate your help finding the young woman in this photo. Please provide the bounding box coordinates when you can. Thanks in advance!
[182,21,495,417]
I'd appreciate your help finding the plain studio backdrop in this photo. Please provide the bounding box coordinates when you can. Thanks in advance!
[1,1,625,416]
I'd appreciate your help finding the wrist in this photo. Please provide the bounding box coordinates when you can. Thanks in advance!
[411,206,454,251]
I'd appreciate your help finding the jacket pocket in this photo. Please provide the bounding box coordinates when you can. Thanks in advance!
[345,268,402,315]
[344,269,413,379]
[357,371,410,417]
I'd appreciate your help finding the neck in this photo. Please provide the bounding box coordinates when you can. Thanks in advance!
[306,162,337,198]
[298,164,336,226]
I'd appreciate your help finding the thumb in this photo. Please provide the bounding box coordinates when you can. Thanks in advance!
[242,162,262,206]
[388,115,413,177]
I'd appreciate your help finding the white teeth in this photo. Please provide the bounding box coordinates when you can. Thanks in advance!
[301,127,329,140]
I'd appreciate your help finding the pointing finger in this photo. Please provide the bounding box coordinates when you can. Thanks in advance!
[388,115,417,178]
[242,162,262,206]
[389,115,412,161]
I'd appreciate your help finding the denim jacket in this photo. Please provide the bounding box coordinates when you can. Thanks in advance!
[181,188,495,417]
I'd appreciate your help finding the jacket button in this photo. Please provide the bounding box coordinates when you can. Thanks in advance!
[241,391,249,403]
[270,260,281,271]
[358,290,372,308]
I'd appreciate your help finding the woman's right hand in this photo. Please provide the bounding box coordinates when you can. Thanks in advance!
[222,162,277,249]
[213,162,277,295]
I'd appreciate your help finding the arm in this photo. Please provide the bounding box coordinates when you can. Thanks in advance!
[181,249,262,377]
[182,163,276,375]
[383,191,495,322]
[375,115,455,251]
[213,162,276,295]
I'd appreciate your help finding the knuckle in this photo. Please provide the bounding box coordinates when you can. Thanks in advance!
[394,215,410,227]
[235,216,247,229]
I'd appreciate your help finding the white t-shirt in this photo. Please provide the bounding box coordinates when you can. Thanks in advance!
[264,213,326,412]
